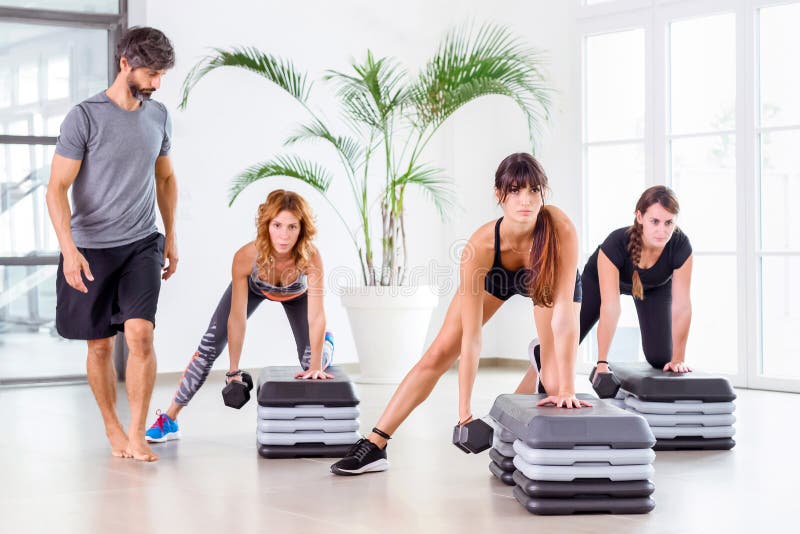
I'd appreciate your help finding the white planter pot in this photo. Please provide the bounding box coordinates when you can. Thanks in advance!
[340,285,439,384]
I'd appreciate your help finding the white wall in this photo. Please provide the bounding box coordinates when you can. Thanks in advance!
[132,0,580,373]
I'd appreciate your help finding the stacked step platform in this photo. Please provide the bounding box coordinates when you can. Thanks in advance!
[489,393,657,516]
[610,364,737,451]
[256,366,361,459]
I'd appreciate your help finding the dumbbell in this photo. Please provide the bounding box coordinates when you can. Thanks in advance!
[588,362,620,398]
[452,417,494,454]
[222,370,254,409]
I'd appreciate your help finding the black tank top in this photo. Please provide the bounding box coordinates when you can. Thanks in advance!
[484,218,532,301]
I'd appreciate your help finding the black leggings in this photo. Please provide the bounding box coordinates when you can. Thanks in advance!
[579,272,673,369]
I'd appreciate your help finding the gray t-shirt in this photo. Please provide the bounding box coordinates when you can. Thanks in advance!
[55,91,172,248]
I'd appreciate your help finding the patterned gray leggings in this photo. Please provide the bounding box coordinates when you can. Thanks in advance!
[172,284,328,406]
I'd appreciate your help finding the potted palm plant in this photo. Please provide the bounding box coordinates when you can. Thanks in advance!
[179,23,552,382]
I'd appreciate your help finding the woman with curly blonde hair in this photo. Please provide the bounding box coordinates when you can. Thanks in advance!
[145,190,334,443]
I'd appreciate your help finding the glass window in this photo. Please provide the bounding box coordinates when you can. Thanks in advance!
[670,135,737,252]
[17,62,38,106]
[670,14,736,134]
[0,0,118,13]
[586,29,645,142]
[0,22,108,136]
[586,143,645,248]
[46,55,70,101]
[761,256,800,379]
[689,255,738,375]
[759,3,800,128]
[0,144,55,256]
[0,67,11,108]
[760,130,800,251]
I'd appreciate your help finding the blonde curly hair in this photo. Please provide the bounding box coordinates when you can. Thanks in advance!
[255,189,317,275]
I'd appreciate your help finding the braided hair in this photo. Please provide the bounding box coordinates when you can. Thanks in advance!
[627,186,680,300]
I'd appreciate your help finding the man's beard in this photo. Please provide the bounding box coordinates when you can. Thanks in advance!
[127,75,155,101]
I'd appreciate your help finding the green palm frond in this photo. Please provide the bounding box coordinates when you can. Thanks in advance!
[284,118,365,172]
[180,46,311,110]
[393,163,456,220]
[325,51,408,129]
[409,23,552,151]
[228,155,332,206]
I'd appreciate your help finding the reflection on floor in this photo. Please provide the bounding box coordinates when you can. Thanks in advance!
[0,367,796,533]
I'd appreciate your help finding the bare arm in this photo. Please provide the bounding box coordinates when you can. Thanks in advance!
[155,155,178,280]
[45,154,93,293]
[457,234,491,423]
[547,209,581,397]
[295,249,334,380]
[227,247,252,375]
[666,255,693,372]
[595,249,622,372]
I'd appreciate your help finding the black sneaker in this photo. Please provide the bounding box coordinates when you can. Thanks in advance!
[330,438,389,476]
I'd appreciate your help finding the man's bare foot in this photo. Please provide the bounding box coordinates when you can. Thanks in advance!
[106,426,131,458]
[125,435,159,462]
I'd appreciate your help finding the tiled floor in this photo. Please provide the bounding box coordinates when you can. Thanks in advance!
[0,367,796,534]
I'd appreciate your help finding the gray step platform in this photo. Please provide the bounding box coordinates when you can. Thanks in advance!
[513,441,655,466]
[651,426,735,439]
[257,418,360,433]
[487,417,517,443]
[611,363,736,402]
[492,435,516,457]
[256,430,360,446]
[624,408,736,427]
[256,366,359,407]
[513,471,655,499]
[513,486,655,515]
[258,443,354,459]
[489,394,655,449]
[623,393,735,415]
[654,437,736,451]
[257,405,360,420]
[489,448,515,472]
[489,461,516,486]
[513,456,654,482]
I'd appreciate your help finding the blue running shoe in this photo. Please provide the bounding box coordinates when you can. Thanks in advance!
[145,410,180,443]
[323,330,335,368]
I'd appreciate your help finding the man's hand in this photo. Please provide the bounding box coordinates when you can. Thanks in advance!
[162,233,178,280]
[62,248,93,293]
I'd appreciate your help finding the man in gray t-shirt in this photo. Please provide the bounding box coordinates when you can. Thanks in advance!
[45,27,178,463]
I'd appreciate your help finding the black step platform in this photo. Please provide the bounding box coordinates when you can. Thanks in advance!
[512,470,655,499]
[653,437,736,451]
[257,442,355,459]
[256,366,359,407]
[488,461,515,486]
[611,363,736,402]
[513,486,655,515]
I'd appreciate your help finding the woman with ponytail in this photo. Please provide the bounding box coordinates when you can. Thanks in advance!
[144,190,335,444]
[579,185,693,377]
[331,153,586,476]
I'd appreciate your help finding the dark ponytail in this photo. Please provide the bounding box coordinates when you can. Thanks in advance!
[529,206,559,307]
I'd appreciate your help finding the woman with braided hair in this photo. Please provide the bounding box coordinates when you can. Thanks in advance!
[576,185,693,376]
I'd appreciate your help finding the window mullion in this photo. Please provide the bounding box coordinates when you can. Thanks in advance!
[741,0,758,387]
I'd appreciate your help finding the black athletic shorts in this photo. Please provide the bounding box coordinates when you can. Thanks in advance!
[56,232,165,340]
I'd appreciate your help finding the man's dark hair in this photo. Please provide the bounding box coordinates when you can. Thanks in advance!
[115,27,175,72]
